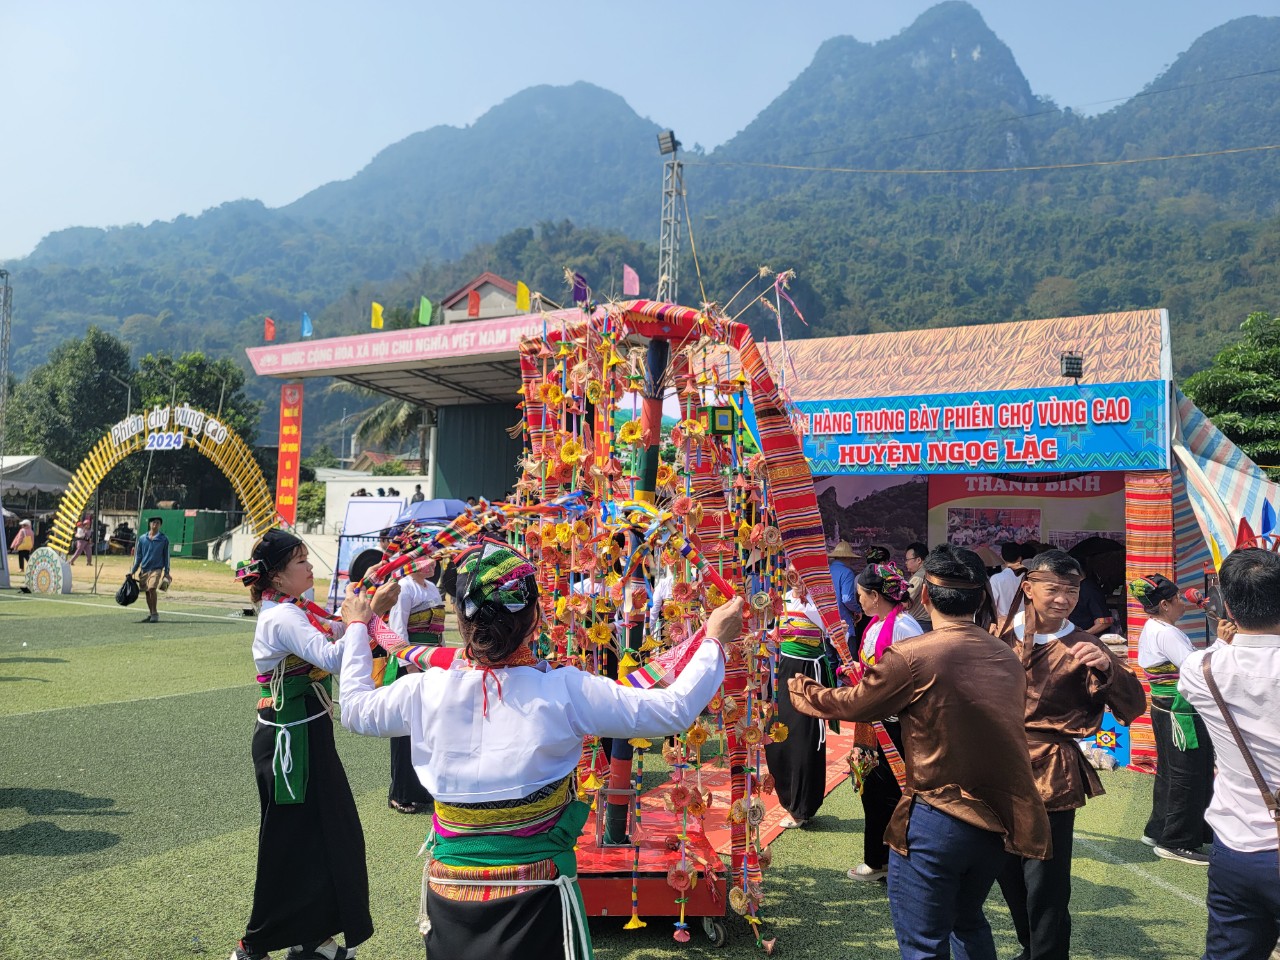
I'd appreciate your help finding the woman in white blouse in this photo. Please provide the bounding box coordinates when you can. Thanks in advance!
[848,561,922,882]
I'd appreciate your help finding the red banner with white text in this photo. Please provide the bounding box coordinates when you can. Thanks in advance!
[275,383,304,525]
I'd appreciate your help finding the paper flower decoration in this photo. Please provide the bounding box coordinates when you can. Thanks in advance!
[672,581,695,603]
[768,722,789,744]
[748,798,766,826]
[685,723,709,748]
[559,438,584,464]
[587,622,611,646]
[687,794,707,817]
[729,887,750,916]
[728,799,748,824]
[671,495,693,517]
[667,861,694,892]
[720,696,741,723]
[669,783,691,809]
[617,420,644,445]
[656,463,676,487]
[584,380,603,404]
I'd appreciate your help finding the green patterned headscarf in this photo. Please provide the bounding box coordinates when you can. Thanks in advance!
[455,539,539,620]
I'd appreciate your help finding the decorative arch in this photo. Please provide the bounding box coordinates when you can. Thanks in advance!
[49,404,278,553]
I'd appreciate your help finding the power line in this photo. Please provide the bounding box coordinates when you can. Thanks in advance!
[689,142,1280,178]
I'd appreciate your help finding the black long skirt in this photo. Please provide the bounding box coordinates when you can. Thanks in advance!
[389,734,434,807]
[764,654,829,822]
[859,719,904,870]
[424,885,567,959]
[242,696,374,954]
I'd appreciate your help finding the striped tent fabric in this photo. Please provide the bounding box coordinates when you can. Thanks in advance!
[1172,388,1280,555]
[1123,471,1175,773]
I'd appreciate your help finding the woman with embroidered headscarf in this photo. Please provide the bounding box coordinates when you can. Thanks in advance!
[848,561,922,882]
[230,529,398,960]
[339,539,738,960]
[1132,573,1215,863]
[765,573,834,830]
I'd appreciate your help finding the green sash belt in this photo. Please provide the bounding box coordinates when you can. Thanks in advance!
[1149,680,1199,750]
[427,800,592,953]
[259,672,332,804]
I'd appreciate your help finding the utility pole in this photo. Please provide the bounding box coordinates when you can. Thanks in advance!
[656,131,683,303]
[0,269,12,464]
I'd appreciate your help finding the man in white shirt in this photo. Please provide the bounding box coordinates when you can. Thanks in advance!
[1179,548,1280,960]
[989,542,1025,620]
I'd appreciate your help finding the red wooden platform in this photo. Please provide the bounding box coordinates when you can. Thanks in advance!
[577,726,857,919]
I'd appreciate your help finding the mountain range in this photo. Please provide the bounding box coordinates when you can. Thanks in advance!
[7,1,1280,447]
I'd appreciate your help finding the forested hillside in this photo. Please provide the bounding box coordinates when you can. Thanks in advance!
[6,1,1280,447]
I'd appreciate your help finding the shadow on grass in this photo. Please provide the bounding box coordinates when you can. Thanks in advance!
[0,787,125,816]
[0,655,69,664]
[0,676,51,683]
[0,820,122,857]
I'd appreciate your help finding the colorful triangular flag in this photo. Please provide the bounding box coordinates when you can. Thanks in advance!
[467,290,481,317]
[418,296,433,326]
[622,264,639,297]
[264,317,276,342]
[516,281,530,312]
[1261,499,1277,540]
[1236,517,1257,550]
[301,312,313,338]
[371,302,384,330]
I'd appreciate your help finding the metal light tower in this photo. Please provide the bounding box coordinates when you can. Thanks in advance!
[0,270,11,590]
[0,269,11,463]
[657,130,683,304]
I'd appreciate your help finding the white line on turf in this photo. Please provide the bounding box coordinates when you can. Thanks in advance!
[0,683,251,719]
[4,594,246,622]
[1075,837,1205,910]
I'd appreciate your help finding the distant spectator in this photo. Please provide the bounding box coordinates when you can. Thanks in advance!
[466,496,478,507]
[68,517,94,566]
[902,541,931,631]
[1179,549,1280,960]
[10,519,35,572]
[1070,560,1115,636]
[376,488,387,498]
[990,543,1025,621]
[129,517,171,623]
[410,485,425,503]
[386,487,400,497]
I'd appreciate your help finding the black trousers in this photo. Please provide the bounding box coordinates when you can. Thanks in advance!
[860,720,903,870]
[998,808,1076,960]
[389,735,433,807]
[1144,697,1214,849]
[763,654,828,822]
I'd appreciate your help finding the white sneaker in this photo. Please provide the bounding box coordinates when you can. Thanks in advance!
[779,814,806,829]
[847,863,888,882]
[149,613,159,623]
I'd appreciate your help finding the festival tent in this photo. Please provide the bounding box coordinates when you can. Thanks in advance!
[0,455,73,495]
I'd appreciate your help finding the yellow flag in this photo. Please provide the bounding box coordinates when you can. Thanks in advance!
[371,302,384,329]
[516,281,530,312]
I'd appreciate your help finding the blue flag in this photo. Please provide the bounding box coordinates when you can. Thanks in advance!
[301,312,313,338]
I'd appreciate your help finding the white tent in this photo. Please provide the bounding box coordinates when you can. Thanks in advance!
[0,455,74,495]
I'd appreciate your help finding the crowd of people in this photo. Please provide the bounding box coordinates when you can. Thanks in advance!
[222,522,1279,960]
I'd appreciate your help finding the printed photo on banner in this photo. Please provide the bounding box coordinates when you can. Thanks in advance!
[946,507,1041,552]
[812,475,928,559]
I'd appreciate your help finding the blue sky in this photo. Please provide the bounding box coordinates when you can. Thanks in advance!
[1,0,1274,259]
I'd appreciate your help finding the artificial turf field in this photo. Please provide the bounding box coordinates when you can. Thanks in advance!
[0,589,1214,960]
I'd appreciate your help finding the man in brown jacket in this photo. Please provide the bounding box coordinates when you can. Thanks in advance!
[997,549,1147,960]
[791,545,1050,960]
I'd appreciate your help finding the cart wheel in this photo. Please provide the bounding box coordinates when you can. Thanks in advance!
[702,917,728,947]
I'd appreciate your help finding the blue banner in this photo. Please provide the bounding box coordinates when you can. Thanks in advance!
[797,380,1168,476]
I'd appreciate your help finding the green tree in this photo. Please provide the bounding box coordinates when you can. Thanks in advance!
[132,352,264,508]
[304,444,340,470]
[7,327,133,472]
[371,460,410,477]
[295,481,326,526]
[1184,311,1280,480]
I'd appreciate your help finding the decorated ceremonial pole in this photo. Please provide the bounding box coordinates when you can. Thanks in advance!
[603,337,671,844]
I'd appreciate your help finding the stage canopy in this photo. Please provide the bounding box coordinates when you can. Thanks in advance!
[0,455,74,495]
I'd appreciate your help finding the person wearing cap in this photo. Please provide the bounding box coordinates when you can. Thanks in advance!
[10,519,35,572]
[1132,573,1215,864]
[338,539,737,960]
[229,529,400,960]
[788,545,1050,960]
[130,516,171,622]
[828,541,862,645]
[997,549,1146,960]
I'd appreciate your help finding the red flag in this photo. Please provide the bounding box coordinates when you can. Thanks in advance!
[264,317,276,341]
[622,264,639,297]
[467,290,481,317]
